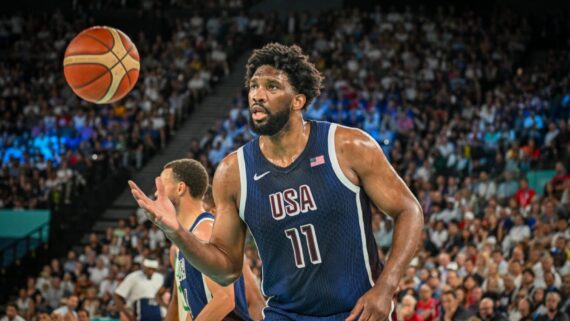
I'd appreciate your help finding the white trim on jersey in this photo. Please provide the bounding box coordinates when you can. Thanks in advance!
[327,124,359,193]
[202,274,213,303]
[191,217,215,232]
[237,146,273,310]
[356,191,375,286]
[262,296,273,320]
[192,217,215,303]
[328,123,374,286]
[237,147,247,221]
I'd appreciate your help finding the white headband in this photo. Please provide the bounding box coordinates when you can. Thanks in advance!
[143,259,159,269]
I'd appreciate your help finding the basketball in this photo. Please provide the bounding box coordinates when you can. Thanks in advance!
[63,26,140,104]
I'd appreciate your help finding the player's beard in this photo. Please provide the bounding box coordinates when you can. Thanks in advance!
[248,105,291,136]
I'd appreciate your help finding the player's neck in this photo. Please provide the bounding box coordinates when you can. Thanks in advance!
[260,115,310,166]
[176,197,205,230]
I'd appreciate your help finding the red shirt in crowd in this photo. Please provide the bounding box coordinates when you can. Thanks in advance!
[515,187,535,207]
[416,298,440,321]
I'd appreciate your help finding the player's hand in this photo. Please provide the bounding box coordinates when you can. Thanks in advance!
[128,177,180,237]
[345,286,393,321]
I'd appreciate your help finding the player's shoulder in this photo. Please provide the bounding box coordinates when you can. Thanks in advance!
[213,149,243,189]
[216,150,240,174]
[333,123,379,153]
[193,214,214,241]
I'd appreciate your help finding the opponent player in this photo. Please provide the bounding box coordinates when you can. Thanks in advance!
[130,43,424,320]
[200,183,266,316]
[159,159,264,321]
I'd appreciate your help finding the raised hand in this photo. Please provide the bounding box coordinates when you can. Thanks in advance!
[128,177,180,238]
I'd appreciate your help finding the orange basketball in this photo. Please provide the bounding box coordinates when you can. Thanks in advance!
[63,26,140,104]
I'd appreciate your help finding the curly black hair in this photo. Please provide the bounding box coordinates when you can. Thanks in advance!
[245,43,324,109]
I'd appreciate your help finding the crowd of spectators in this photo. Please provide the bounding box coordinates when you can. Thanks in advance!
[0,3,248,210]
[2,4,570,321]
[2,214,169,321]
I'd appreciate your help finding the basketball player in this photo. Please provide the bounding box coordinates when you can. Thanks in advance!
[199,183,266,318]
[158,159,264,321]
[129,43,424,320]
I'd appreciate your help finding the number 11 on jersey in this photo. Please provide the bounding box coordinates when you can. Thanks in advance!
[284,224,322,268]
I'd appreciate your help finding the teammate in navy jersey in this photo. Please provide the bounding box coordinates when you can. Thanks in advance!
[129,43,424,321]
[158,159,264,321]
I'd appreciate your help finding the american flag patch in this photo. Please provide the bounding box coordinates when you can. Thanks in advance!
[310,155,325,167]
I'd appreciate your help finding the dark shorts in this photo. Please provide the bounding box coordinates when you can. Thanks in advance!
[223,311,250,321]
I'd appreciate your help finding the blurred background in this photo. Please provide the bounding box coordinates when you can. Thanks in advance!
[0,0,569,320]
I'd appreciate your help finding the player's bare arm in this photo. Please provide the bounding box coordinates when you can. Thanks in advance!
[242,262,266,320]
[157,245,176,309]
[166,245,179,321]
[114,291,135,321]
[128,153,247,285]
[336,126,424,321]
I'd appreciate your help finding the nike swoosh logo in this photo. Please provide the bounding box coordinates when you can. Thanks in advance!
[253,171,270,181]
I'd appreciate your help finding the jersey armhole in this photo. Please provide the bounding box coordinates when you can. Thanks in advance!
[327,123,360,193]
[237,147,247,222]
[191,217,215,237]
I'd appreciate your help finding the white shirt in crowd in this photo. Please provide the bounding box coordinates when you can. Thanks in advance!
[0,315,25,321]
[99,278,119,297]
[89,266,109,285]
[148,228,166,250]
[430,229,449,249]
[114,270,163,308]
[53,306,77,318]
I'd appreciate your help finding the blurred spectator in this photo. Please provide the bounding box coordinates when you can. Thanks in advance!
[45,277,64,310]
[477,298,507,321]
[441,290,472,321]
[81,287,101,317]
[52,294,78,318]
[398,294,423,321]
[77,309,90,321]
[502,214,531,253]
[551,163,569,198]
[536,292,570,321]
[0,304,25,321]
[509,298,533,321]
[99,268,119,298]
[88,258,109,286]
[15,289,33,320]
[533,255,562,289]
[417,284,439,321]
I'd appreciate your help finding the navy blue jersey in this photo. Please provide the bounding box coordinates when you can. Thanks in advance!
[175,212,252,321]
[134,298,162,321]
[237,121,383,318]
